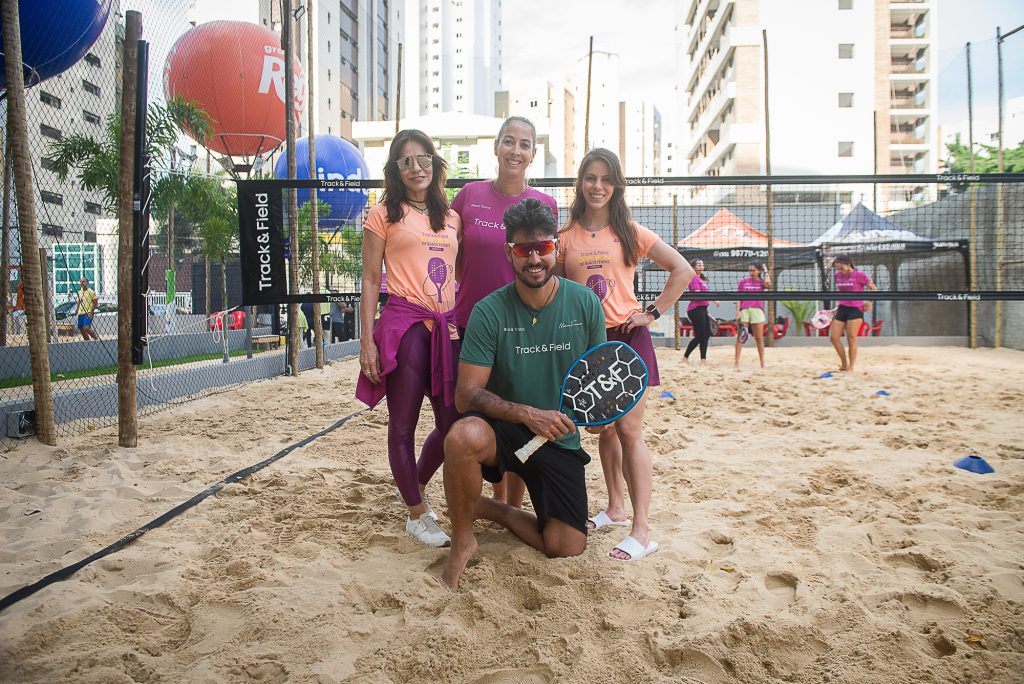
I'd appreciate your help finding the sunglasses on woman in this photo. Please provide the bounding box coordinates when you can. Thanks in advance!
[507,239,557,258]
[395,153,433,171]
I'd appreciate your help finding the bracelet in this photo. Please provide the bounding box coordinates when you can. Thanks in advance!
[645,304,661,321]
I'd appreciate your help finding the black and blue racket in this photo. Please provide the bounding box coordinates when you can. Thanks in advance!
[514,341,649,462]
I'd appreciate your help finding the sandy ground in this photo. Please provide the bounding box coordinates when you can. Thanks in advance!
[1,346,1022,683]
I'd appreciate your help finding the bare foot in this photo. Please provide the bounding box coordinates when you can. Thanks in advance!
[682,356,690,364]
[700,359,708,366]
[440,535,478,591]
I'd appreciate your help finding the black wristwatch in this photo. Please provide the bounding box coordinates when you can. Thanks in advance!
[645,304,661,320]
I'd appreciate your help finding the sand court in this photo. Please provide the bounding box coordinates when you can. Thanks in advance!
[1,346,1022,683]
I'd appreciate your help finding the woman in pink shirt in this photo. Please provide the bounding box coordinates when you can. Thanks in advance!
[735,261,772,368]
[451,116,558,507]
[556,148,693,562]
[830,254,876,372]
[683,259,718,364]
[356,129,461,548]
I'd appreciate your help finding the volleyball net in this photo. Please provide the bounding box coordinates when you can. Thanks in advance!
[238,173,1024,307]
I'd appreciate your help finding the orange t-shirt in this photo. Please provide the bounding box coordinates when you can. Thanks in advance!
[364,202,460,336]
[557,220,659,327]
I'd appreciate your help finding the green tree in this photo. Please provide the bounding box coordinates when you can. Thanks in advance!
[48,96,213,212]
[944,139,1024,174]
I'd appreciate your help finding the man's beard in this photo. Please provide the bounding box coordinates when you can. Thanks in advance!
[516,265,553,289]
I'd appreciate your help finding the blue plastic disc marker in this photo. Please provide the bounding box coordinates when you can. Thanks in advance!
[953,455,995,474]
[818,372,834,379]
[659,391,676,399]
[874,390,890,397]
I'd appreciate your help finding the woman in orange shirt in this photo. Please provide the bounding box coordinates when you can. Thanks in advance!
[556,149,693,562]
[356,129,461,548]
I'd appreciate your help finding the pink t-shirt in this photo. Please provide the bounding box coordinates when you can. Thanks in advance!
[557,221,660,328]
[737,277,766,310]
[835,268,871,309]
[451,181,559,328]
[363,202,460,337]
[686,276,710,312]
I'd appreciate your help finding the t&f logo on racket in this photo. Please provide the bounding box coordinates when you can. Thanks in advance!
[514,341,649,462]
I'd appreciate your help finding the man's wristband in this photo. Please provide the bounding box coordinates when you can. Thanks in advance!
[645,304,661,321]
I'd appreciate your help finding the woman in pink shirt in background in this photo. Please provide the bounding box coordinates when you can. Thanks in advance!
[557,148,693,562]
[451,115,559,508]
[683,259,718,364]
[735,261,772,369]
[830,254,876,372]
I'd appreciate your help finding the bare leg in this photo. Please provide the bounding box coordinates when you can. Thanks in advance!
[586,427,629,529]
[829,319,848,371]
[733,333,742,368]
[609,394,654,559]
[752,323,766,368]
[440,417,495,591]
[477,496,585,558]
[846,318,861,372]
[491,477,507,503]
[505,472,527,509]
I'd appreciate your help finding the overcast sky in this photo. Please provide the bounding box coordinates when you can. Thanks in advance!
[191,0,1024,132]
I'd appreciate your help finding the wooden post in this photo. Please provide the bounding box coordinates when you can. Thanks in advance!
[284,0,300,375]
[308,0,324,368]
[1,132,10,347]
[672,195,680,351]
[583,36,594,152]
[995,27,1004,347]
[2,0,56,444]
[967,41,977,349]
[116,10,142,447]
[762,29,776,347]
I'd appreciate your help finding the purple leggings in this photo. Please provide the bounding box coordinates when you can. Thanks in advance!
[385,322,459,507]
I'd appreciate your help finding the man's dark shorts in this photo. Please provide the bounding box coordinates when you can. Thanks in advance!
[466,413,590,535]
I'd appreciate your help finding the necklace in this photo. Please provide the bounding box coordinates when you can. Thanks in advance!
[583,223,607,238]
[521,278,558,326]
[408,199,428,215]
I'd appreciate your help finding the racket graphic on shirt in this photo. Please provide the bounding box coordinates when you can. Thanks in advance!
[514,341,649,463]
[425,257,449,304]
[585,274,615,302]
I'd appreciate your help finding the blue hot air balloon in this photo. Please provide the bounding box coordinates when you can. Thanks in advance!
[0,0,113,90]
[274,135,370,227]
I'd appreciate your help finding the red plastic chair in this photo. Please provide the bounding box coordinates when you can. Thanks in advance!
[772,317,790,339]
[870,320,884,336]
[856,321,870,337]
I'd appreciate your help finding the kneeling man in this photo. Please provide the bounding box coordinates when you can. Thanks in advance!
[441,198,606,590]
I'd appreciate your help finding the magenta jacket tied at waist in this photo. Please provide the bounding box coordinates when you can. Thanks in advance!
[355,295,458,409]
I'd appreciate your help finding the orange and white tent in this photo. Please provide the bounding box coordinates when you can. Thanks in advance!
[677,208,805,249]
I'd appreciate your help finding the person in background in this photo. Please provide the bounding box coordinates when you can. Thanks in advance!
[734,261,771,369]
[556,148,693,562]
[300,301,315,348]
[296,305,309,348]
[330,294,349,343]
[450,115,559,509]
[829,254,877,373]
[356,129,462,548]
[76,277,100,341]
[683,259,717,364]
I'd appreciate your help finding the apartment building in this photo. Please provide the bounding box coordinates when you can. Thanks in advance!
[682,0,938,202]
[259,0,401,140]
[402,0,502,117]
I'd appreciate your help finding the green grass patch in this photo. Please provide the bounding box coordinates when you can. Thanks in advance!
[0,348,260,389]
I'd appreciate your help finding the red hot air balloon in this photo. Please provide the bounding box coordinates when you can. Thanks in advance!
[163,21,305,158]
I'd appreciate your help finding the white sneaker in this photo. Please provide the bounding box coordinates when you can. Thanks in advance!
[422,491,439,521]
[406,513,451,547]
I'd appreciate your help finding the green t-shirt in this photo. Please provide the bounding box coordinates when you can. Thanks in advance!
[460,277,606,450]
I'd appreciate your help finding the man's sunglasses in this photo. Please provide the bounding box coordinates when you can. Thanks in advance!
[507,240,557,258]
[395,153,433,171]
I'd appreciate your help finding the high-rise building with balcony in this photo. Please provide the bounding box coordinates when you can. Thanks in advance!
[681,0,938,201]
[402,0,502,117]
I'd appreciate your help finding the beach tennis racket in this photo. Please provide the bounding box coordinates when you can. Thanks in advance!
[810,309,835,330]
[738,324,749,343]
[514,341,649,463]
[426,257,448,304]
